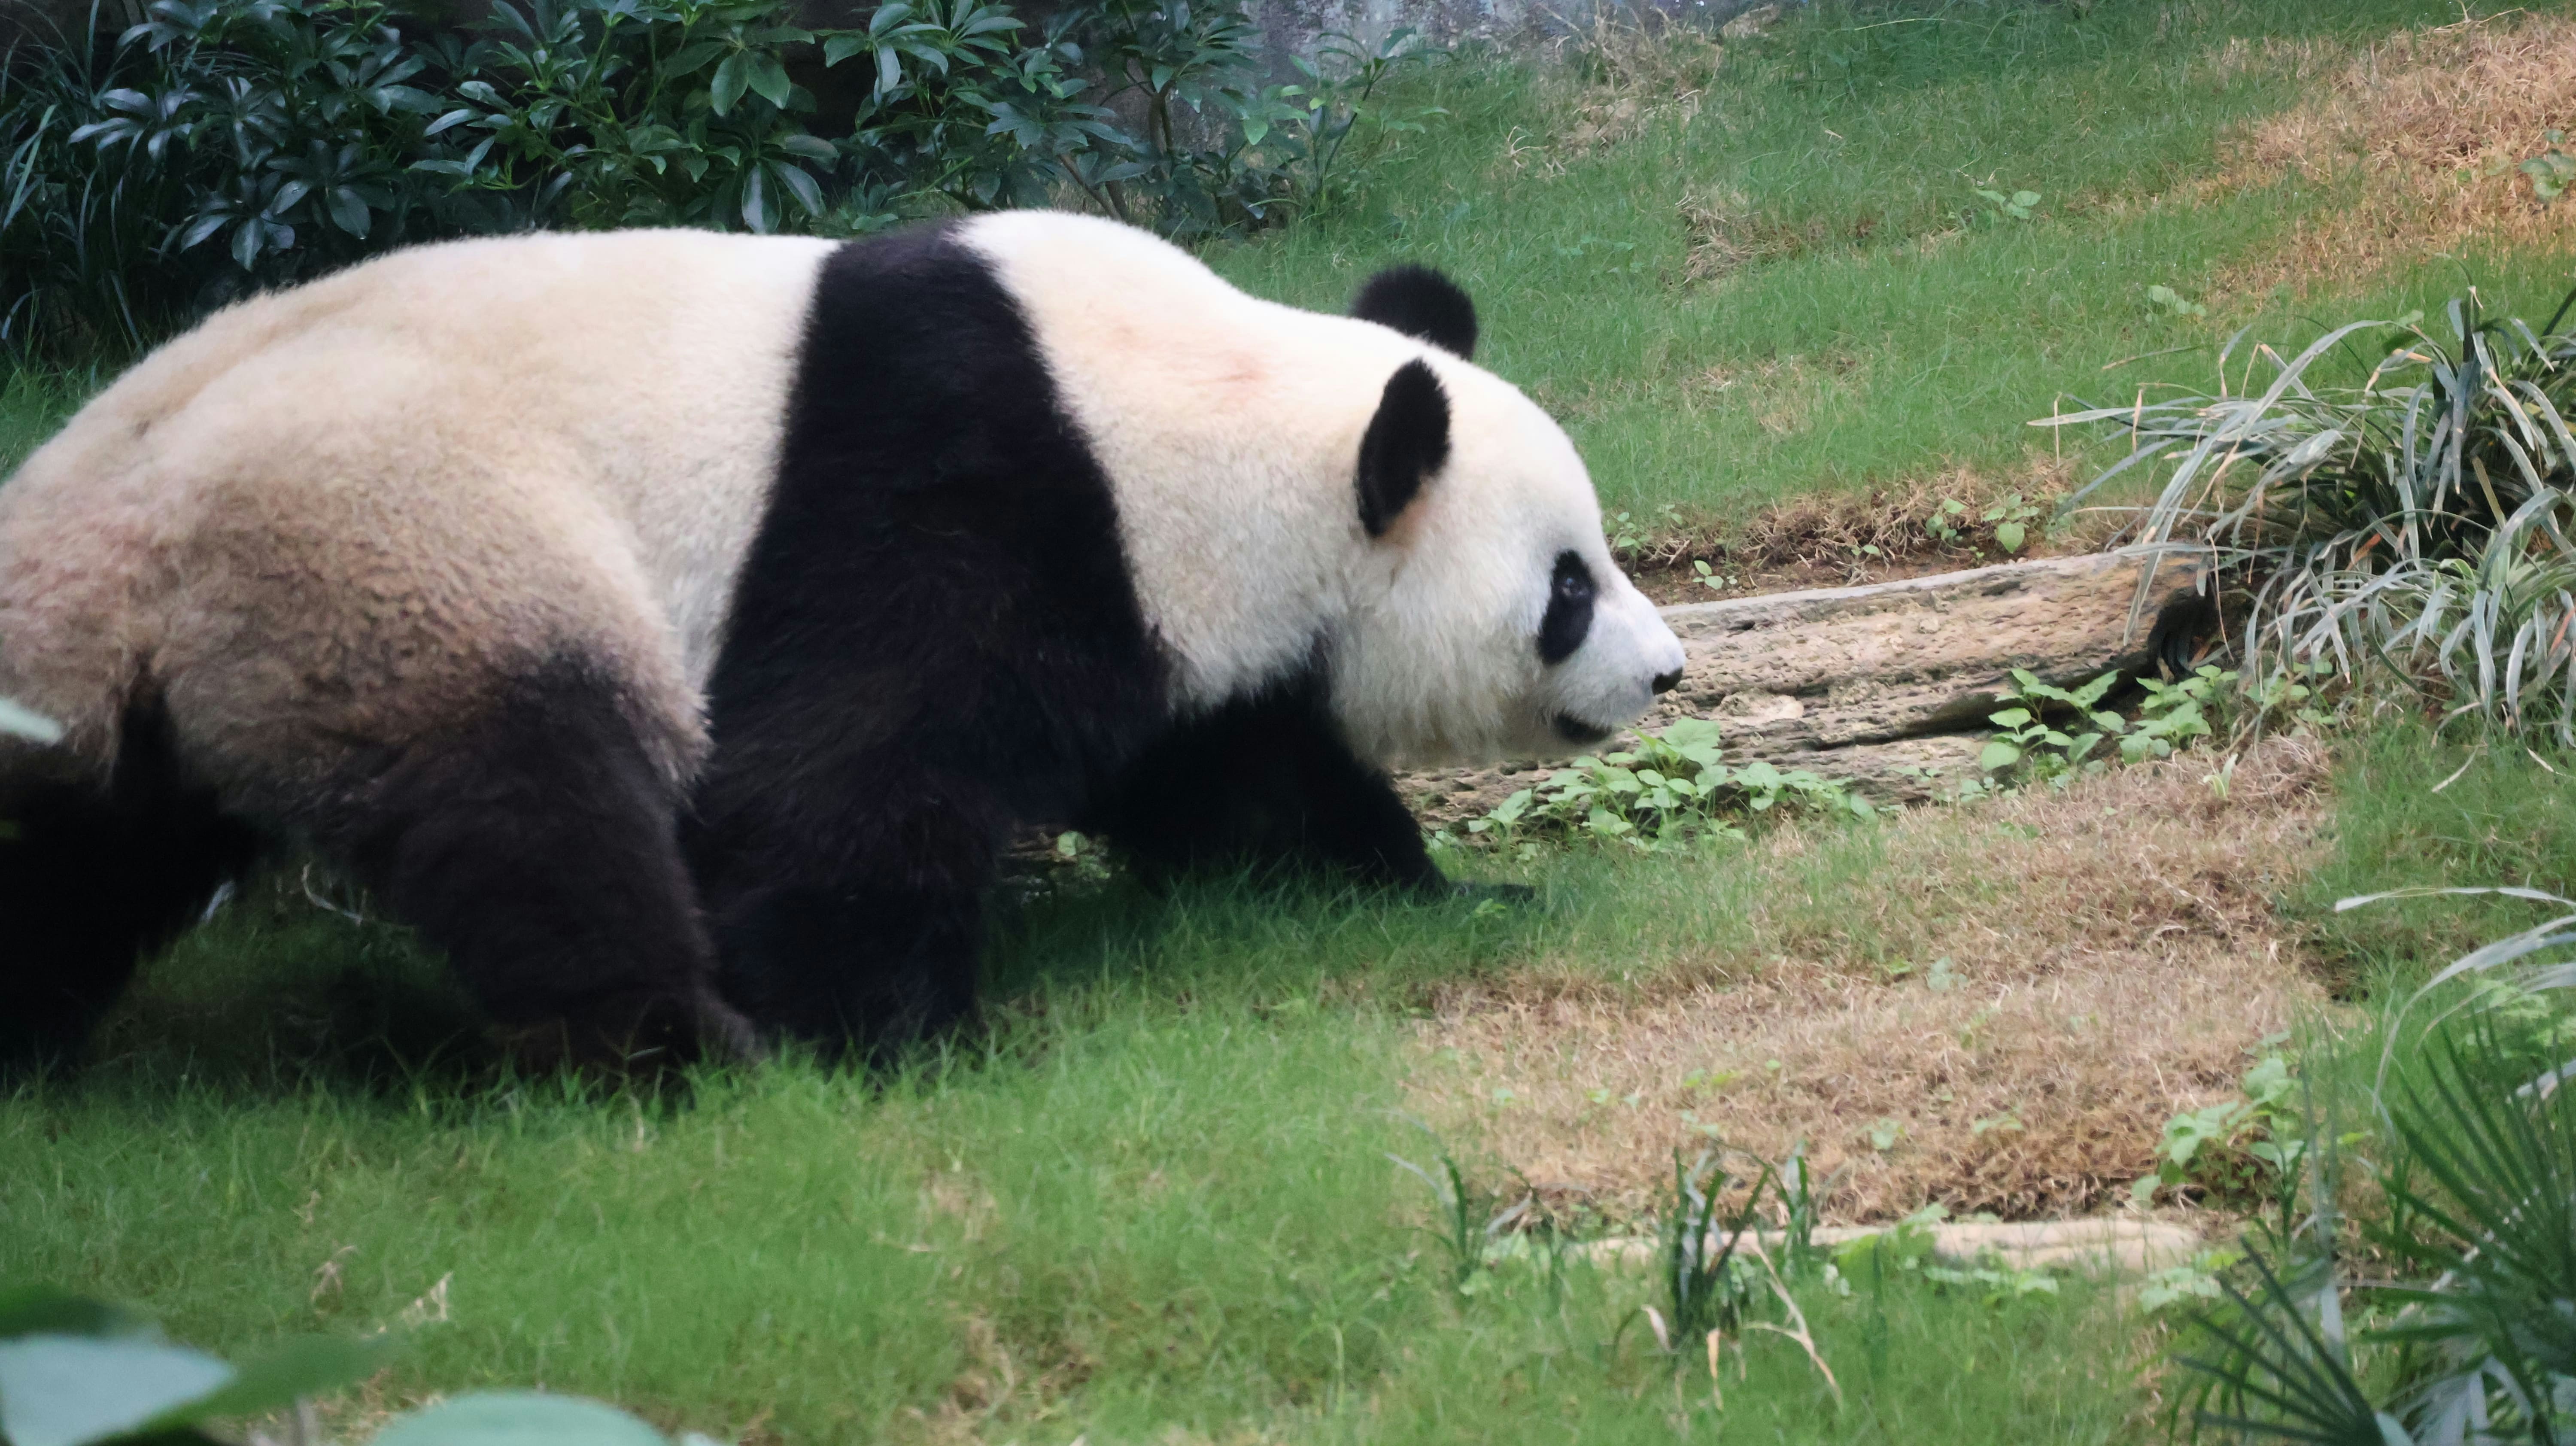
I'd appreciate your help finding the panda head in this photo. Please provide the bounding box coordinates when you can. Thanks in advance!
[1327,267,1689,767]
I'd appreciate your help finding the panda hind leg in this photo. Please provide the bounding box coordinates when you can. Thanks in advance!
[314,658,756,1074]
[0,700,262,1079]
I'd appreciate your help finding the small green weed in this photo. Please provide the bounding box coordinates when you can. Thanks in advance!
[1388,1139,1531,1297]
[1646,1148,1841,1405]
[2145,284,2209,319]
[1466,719,1871,855]
[1982,493,2041,554]
[2132,1250,2240,1315]
[1971,184,2041,223]
[2132,1052,2305,1208]
[2523,129,2576,204]
[1972,665,2233,793]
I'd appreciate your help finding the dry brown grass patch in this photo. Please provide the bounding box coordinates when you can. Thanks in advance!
[1678,185,1876,284]
[1406,737,2335,1224]
[1502,18,1723,174]
[2215,12,2576,298]
[1622,452,2112,599]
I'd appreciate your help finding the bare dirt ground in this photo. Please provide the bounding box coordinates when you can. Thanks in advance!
[1405,736,2335,1224]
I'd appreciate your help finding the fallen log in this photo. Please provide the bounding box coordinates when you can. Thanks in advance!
[1405,551,2209,819]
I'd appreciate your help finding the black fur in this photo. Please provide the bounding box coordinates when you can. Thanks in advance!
[1082,674,1446,893]
[0,702,259,1079]
[692,227,1459,1058]
[1350,265,1479,358]
[310,656,752,1072]
[687,225,1176,1060]
[1538,550,1596,665]
[1356,360,1451,538]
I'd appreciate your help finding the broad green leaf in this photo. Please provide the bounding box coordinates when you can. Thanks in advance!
[0,1288,148,1343]
[664,40,726,73]
[372,1392,670,1446]
[173,1334,392,1425]
[745,52,791,109]
[0,698,64,744]
[1994,520,2026,553]
[710,52,748,115]
[1978,739,2021,771]
[327,187,371,236]
[770,160,823,216]
[0,1336,232,1446]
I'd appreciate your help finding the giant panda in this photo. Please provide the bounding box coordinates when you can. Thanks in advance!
[0,211,1687,1073]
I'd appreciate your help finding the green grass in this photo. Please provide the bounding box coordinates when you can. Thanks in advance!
[17,0,2576,1438]
[0,362,93,476]
[5,854,2143,1445]
[16,725,2572,1443]
[1209,0,2576,519]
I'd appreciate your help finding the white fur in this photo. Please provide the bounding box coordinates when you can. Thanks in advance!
[961,212,1683,766]
[1,214,1679,803]
[0,229,829,790]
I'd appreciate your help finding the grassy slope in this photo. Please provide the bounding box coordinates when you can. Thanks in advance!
[10,0,2576,1440]
[5,860,2142,1444]
[1210,0,2576,519]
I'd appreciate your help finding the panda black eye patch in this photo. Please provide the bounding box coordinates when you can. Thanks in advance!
[1537,550,1595,664]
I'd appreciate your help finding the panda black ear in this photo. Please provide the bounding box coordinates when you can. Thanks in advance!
[1356,359,1451,538]
[1350,265,1477,359]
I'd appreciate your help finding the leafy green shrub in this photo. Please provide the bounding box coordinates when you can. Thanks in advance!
[1,0,1443,357]
[1462,718,1872,856]
[1967,665,2230,794]
[2051,292,2576,744]
[2171,1022,2576,1446]
[2166,885,2576,1444]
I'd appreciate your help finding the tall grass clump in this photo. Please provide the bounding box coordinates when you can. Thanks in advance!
[2055,291,2576,742]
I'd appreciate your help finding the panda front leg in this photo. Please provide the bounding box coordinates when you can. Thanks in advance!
[687,768,1000,1064]
[1084,681,1450,895]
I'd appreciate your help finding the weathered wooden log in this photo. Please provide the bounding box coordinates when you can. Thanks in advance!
[1404,551,2208,819]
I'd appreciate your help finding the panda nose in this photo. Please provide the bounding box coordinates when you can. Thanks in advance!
[1651,668,1682,695]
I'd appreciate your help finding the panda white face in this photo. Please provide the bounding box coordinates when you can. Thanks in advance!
[1328,360,1689,768]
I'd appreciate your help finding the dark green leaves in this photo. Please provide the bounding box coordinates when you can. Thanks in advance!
[0,1284,392,1446]
[371,1393,671,1446]
[0,1336,235,1446]
[0,1285,721,1446]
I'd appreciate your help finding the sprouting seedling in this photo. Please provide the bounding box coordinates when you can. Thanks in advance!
[1973,186,2040,220]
